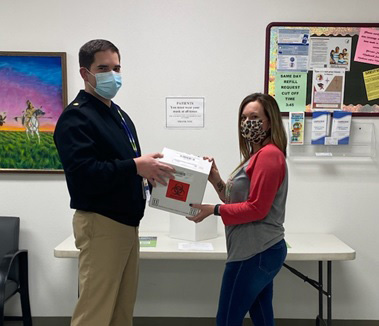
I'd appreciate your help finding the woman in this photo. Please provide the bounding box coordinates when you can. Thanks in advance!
[189,93,288,326]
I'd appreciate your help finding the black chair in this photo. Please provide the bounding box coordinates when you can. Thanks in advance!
[0,216,32,326]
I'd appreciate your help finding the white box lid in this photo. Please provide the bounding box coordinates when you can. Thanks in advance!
[159,148,211,174]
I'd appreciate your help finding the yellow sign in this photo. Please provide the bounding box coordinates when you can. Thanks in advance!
[363,68,379,101]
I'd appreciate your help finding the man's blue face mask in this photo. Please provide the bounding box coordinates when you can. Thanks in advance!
[87,69,122,100]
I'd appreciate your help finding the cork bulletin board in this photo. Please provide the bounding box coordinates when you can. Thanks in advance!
[264,22,379,116]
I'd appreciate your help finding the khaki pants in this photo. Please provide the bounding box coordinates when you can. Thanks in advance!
[71,210,139,326]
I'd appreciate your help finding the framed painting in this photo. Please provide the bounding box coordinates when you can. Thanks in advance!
[0,52,67,173]
[264,22,379,116]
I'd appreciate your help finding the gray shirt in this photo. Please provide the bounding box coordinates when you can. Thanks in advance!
[223,144,288,262]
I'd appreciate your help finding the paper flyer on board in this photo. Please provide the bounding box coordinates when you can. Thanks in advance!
[289,112,305,145]
[311,68,345,111]
[308,37,352,71]
[363,68,379,101]
[277,29,310,72]
[275,72,307,112]
[354,28,379,66]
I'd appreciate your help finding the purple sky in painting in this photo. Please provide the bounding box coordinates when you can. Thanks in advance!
[0,55,64,131]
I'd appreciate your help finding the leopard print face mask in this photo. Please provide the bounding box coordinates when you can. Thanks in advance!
[240,119,268,144]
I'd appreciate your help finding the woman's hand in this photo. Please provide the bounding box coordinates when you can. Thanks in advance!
[204,156,220,184]
[204,156,226,202]
[186,203,215,223]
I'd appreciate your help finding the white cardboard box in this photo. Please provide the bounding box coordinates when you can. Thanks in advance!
[149,148,212,217]
[169,213,218,241]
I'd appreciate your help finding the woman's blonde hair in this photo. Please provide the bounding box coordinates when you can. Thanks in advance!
[237,93,287,168]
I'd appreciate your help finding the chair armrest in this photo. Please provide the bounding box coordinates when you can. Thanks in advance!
[0,250,28,287]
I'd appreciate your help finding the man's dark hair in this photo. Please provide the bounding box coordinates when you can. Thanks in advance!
[79,39,120,69]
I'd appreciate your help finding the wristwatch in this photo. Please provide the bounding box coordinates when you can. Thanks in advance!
[214,204,221,216]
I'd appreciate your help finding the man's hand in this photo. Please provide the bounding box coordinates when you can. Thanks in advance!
[134,153,175,187]
[186,203,215,223]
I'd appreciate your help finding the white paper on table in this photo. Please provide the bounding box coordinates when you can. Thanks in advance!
[178,242,214,251]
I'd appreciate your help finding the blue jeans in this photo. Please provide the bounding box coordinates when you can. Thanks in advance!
[216,239,287,326]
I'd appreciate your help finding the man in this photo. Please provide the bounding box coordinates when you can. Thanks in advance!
[0,112,6,126]
[23,100,37,126]
[54,39,174,326]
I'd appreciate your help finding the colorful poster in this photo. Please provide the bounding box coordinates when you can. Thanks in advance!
[0,53,66,171]
[363,68,379,101]
[277,29,310,72]
[354,28,379,66]
[289,112,305,145]
[275,72,307,112]
[311,69,345,111]
[308,37,352,71]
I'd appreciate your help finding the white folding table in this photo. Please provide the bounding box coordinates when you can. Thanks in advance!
[55,232,355,325]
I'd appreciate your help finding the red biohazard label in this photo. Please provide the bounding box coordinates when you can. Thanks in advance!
[166,179,190,202]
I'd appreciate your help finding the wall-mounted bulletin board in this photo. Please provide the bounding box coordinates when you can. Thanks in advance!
[264,22,379,116]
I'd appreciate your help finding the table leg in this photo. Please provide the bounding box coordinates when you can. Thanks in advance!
[319,261,323,322]
[327,261,332,326]
[317,261,332,326]
[283,262,332,326]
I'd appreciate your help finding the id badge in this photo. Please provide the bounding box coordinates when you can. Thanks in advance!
[142,178,151,201]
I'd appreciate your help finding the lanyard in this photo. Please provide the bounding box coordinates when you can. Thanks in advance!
[115,108,140,157]
[115,107,150,200]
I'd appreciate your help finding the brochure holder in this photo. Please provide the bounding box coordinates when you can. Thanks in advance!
[288,120,376,158]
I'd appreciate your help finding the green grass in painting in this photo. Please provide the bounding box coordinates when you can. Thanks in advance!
[0,131,63,170]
